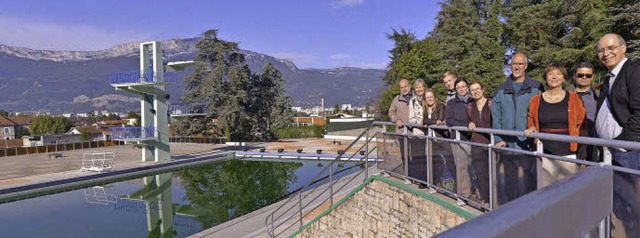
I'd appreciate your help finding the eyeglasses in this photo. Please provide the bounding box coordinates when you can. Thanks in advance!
[576,73,593,78]
[597,45,620,54]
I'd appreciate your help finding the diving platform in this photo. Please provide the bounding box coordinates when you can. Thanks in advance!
[165,60,195,72]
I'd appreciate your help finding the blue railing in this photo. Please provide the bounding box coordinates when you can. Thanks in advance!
[109,69,177,85]
[109,126,155,140]
[168,103,207,116]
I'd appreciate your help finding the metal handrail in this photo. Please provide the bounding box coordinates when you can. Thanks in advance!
[270,137,378,237]
[109,69,177,85]
[266,121,640,237]
[264,123,380,237]
[375,121,640,238]
[428,125,640,151]
[109,126,156,140]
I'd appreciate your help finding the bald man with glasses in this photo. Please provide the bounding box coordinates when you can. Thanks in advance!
[595,33,640,237]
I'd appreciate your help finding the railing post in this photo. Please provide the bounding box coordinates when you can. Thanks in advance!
[601,146,612,238]
[329,164,334,206]
[382,127,388,176]
[364,128,369,182]
[489,133,496,210]
[602,147,612,165]
[403,126,410,184]
[298,191,303,228]
[426,127,433,187]
[536,138,544,190]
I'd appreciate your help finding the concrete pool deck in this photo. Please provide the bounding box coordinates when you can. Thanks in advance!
[0,138,361,192]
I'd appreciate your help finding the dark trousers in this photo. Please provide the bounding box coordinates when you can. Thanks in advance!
[470,147,489,202]
[495,151,537,205]
[610,149,640,237]
[407,137,427,183]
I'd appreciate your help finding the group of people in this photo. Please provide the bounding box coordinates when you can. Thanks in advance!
[388,33,640,235]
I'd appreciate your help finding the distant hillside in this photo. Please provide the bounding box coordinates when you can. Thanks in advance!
[0,38,386,114]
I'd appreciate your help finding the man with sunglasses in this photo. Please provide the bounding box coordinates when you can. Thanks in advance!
[571,62,600,162]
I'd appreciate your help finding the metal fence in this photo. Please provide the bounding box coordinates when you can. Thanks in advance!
[168,103,207,116]
[110,126,156,140]
[168,136,226,144]
[266,121,640,237]
[109,69,177,85]
[0,140,125,158]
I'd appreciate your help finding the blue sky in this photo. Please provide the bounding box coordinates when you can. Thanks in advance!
[0,0,440,69]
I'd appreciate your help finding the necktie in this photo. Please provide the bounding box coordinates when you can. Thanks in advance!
[602,73,613,100]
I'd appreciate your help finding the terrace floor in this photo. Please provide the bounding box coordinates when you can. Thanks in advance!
[0,138,358,191]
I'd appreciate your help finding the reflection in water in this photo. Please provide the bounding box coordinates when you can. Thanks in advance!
[175,160,302,229]
[0,160,304,238]
[84,186,117,205]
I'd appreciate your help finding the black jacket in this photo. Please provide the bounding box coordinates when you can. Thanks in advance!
[446,95,472,140]
[596,59,640,142]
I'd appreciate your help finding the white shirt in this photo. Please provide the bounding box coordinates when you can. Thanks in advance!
[596,58,627,139]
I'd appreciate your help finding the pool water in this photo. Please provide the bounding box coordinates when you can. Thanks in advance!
[0,159,361,238]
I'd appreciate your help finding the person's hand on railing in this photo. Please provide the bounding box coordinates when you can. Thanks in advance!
[436,120,445,125]
[396,120,403,129]
[468,122,477,131]
[524,126,537,137]
[495,141,506,147]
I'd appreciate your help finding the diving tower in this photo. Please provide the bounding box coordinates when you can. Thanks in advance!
[109,41,195,162]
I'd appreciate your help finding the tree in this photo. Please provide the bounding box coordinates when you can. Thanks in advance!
[382,28,418,86]
[609,0,640,60]
[29,116,73,135]
[0,110,9,117]
[180,29,292,141]
[254,63,294,139]
[432,0,482,73]
[81,130,92,142]
[126,111,141,127]
[333,104,340,114]
[503,0,611,80]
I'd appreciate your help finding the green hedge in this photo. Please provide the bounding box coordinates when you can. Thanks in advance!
[273,125,325,139]
[326,120,374,132]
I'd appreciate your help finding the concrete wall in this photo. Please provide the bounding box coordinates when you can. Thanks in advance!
[294,176,474,237]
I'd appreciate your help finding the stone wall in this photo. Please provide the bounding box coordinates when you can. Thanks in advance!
[294,176,473,237]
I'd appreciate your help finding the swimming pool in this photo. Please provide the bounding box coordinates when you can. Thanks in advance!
[0,158,362,237]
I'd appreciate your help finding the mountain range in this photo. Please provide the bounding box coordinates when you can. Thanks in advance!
[0,38,387,114]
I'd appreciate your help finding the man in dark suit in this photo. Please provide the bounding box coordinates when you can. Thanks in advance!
[595,33,640,237]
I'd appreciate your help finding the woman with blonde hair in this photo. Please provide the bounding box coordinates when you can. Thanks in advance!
[408,78,427,135]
